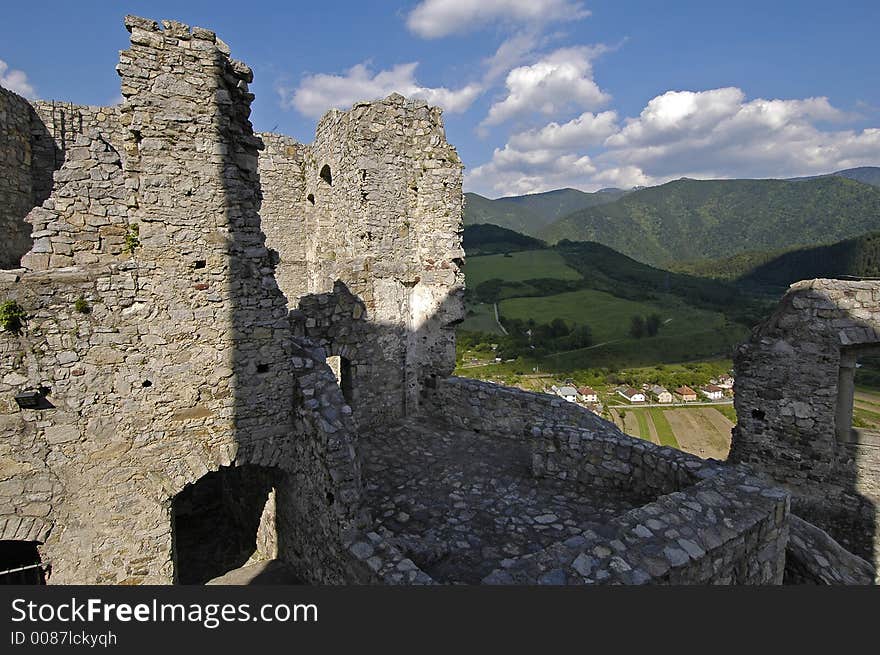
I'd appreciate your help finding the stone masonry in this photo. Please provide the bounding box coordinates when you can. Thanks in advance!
[0,15,871,585]
[730,278,880,575]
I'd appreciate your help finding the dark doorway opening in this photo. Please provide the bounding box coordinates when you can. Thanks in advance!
[0,541,46,585]
[326,355,354,405]
[171,465,280,584]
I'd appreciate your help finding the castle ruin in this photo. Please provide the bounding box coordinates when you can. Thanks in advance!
[0,16,875,585]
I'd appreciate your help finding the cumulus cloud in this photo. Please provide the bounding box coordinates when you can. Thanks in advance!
[467,87,880,196]
[468,143,598,196]
[0,59,36,98]
[604,88,872,181]
[508,110,618,150]
[279,62,482,118]
[482,47,610,127]
[407,0,589,39]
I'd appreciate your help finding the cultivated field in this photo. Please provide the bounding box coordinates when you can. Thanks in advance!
[610,405,734,460]
[853,387,880,430]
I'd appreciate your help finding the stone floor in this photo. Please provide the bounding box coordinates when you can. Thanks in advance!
[206,560,303,585]
[360,418,647,584]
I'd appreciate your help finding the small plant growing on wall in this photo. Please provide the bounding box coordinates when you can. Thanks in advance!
[74,297,91,314]
[0,300,26,333]
[124,224,140,254]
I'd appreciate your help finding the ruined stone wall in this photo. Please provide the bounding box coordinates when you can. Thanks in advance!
[0,87,119,270]
[256,133,308,302]
[785,515,875,584]
[424,376,607,438]
[0,16,364,585]
[29,101,120,203]
[0,88,38,269]
[730,278,880,568]
[259,95,465,428]
[483,422,789,584]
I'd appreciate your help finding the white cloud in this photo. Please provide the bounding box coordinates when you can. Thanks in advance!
[508,110,618,150]
[467,87,880,196]
[0,59,36,99]
[603,88,873,180]
[407,0,589,39]
[468,143,598,196]
[279,62,482,118]
[482,46,610,126]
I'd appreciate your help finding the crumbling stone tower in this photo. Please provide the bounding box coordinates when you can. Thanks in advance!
[259,97,465,428]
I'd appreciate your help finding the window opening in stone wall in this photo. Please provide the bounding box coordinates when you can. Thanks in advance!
[171,465,279,584]
[0,541,46,585]
[319,165,332,185]
[307,193,315,205]
[326,354,353,405]
[836,346,880,443]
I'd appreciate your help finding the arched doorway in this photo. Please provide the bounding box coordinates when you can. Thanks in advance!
[0,540,46,584]
[171,464,282,584]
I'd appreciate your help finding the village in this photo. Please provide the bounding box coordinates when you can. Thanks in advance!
[549,374,733,410]
[539,376,736,460]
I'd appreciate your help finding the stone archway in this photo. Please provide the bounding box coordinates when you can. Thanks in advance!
[0,540,46,584]
[171,464,283,584]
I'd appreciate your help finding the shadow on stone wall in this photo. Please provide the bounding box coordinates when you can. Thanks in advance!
[730,282,879,573]
[292,280,462,432]
[0,91,60,268]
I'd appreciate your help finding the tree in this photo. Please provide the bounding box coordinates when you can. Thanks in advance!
[549,318,570,338]
[629,314,645,339]
[567,324,593,349]
[645,313,662,337]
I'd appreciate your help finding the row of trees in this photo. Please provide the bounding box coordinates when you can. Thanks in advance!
[458,316,594,361]
[629,313,662,339]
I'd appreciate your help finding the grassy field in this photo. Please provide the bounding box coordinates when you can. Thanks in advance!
[460,302,504,334]
[648,408,680,448]
[548,325,747,369]
[609,404,732,458]
[465,250,581,288]
[496,286,746,369]
[499,288,729,343]
[635,411,650,440]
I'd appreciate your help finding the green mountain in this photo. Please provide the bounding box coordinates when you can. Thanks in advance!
[674,231,880,291]
[462,224,545,255]
[788,166,880,187]
[463,188,627,235]
[539,176,880,267]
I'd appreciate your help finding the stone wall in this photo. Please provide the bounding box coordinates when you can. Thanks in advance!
[0,88,39,269]
[424,376,790,584]
[485,423,789,584]
[784,514,875,584]
[424,375,610,438]
[0,16,364,584]
[29,101,120,204]
[255,133,308,302]
[0,87,119,270]
[259,95,466,426]
[730,279,880,569]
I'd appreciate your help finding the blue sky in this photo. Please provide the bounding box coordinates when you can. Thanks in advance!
[2,1,879,197]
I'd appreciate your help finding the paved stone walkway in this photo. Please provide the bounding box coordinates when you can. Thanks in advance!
[360,418,645,583]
